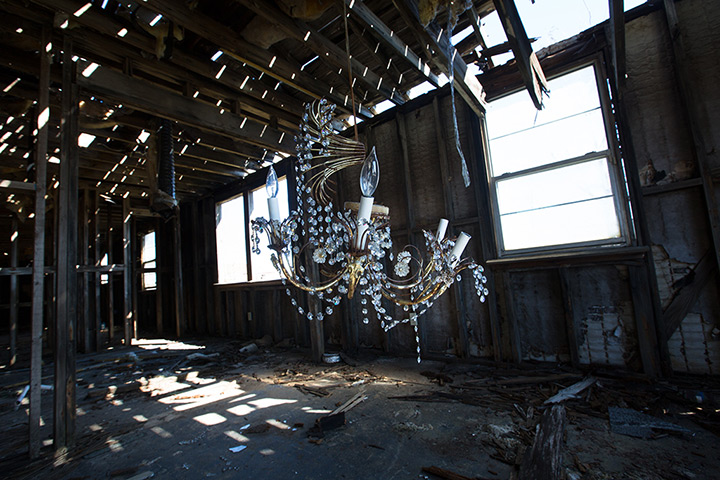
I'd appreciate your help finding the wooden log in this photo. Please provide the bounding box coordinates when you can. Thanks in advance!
[93,190,102,351]
[518,405,566,480]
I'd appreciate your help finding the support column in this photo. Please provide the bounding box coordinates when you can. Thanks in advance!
[54,35,79,452]
[123,199,133,346]
[29,26,51,458]
[10,216,18,366]
[173,214,185,337]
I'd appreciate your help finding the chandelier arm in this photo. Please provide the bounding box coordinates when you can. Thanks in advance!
[274,250,345,293]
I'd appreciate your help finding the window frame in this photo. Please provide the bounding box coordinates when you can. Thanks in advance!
[140,230,157,291]
[483,58,633,257]
[214,158,295,285]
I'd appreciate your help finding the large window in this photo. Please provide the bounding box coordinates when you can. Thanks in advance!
[485,63,629,254]
[216,175,289,284]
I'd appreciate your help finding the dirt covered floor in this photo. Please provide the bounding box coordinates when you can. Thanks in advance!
[1,337,719,479]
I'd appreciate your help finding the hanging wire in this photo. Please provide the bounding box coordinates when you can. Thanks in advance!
[343,1,360,143]
[447,15,471,187]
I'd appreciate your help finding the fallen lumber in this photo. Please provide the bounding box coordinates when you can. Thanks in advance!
[544,376,597,404]
[518,405,566,480]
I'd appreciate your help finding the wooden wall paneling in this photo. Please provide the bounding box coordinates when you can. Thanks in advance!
[467,108,503,361]
[396,112,425,354]
[433,97,469,358]
[559,267,581,368]
[628,264,662,376]
[29,25,50,458]
[131,216,138,339]
[54,36,79,451]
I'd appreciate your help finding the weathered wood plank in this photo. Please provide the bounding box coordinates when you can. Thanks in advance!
[238,0,405,105]
[558,267,580,368]
[173,215,185,337]
[663,249,716,340]
[122,199,133,346]
[0,179,35,193]
[343,0,440,87]
[393,0,488,116]
[54,36,79,452]
[518,405,566,480]
[29,26,51,458]
[10,216,18,367]
[76,61,294,153]
[492,0,549,109]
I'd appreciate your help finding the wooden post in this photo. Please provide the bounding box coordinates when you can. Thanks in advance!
[80,189,91,353]
[29,26,51,458]
[107,204,114,343]
[93,192,102,351]
[518,405,567,480]
[123,199,133,346]
[155,218,163,334]
[10,216,18,366]
[173,214,185,337]
[54,36,79,452]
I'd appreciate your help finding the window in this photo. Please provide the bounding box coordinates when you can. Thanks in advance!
[141,231,157,290]
[216,175,289,284]
[485,63,629,254]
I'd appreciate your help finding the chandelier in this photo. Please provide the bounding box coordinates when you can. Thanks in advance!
[251,100,488,361]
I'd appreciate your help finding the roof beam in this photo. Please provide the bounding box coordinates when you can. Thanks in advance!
[343,0,440,88]
[142,0,373,118]
[76,60,295,153]
[392,0,488,116]
[236,0,405,106]
[492,0,548,109]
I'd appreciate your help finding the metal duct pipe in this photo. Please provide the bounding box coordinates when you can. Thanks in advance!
[157,119,175,199]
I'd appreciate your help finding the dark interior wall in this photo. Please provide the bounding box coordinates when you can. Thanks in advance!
[623,2,720,374]
[176,1,719,373]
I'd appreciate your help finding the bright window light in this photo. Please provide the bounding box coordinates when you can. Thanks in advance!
[486,64,626,253]
[137,130,150,143]
[78,133,96,147]
[149,14,163,27]
[141,231,157,290]
[211,50,223,61]
[407,81,435,99]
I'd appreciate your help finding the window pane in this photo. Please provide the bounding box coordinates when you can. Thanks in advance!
[216,195,248,284]
[487,67,603,139]
[248,176,289,281]
[489,109,608,176]
[141,231,156,263]
[142,272,157,290]
[500,197,622,251]
[496,159,614,215]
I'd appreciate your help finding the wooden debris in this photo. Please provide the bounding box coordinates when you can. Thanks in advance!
[331,391,367,415]
[544,377,597,404]
[308,412,346,438]
[421,465,493,480]
[518,405,566,480]
[295,385,331,397]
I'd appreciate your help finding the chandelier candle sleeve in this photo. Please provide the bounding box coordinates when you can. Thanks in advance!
[436,218,449,241]
[451,232,471,265]
[356,147,379,248]
[266,165,281,221]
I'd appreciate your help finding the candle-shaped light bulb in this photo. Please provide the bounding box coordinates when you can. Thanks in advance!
[266,165,280,221]
[450,232,471,266]
[436,218,449,241]
[359,146,379,197]
[266,165,279,198]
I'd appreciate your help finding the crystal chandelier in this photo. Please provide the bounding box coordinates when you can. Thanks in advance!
[251,100,488,361]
